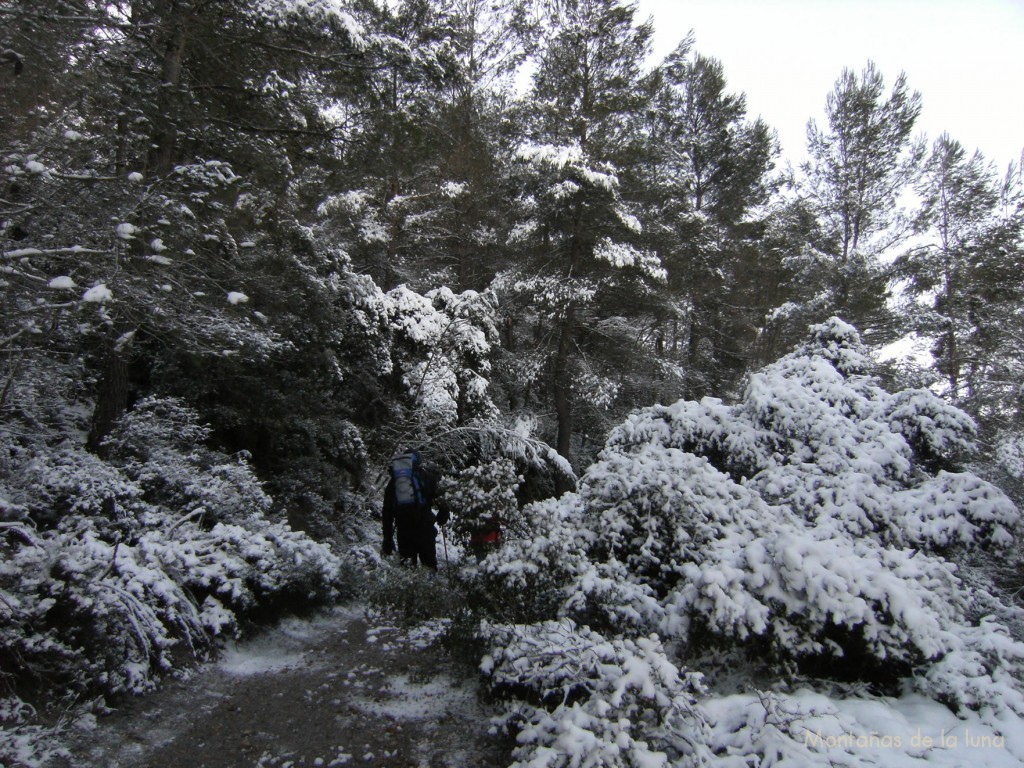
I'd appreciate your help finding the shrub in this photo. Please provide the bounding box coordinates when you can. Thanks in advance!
[480,619,710,767]
[0,397,342,714]
[476,319,1024,722]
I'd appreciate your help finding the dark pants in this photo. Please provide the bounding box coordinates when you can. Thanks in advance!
[396,508,438,569]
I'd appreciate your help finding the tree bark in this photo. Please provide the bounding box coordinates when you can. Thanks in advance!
[553,306,575,494]
[503,316,515,352]
[147,2,190,175]
[87,352,129,454]
[685,318,701,399]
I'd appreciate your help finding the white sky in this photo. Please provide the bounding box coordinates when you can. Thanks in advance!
[634,0,1024,170]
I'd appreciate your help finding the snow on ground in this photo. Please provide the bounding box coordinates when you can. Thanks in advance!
[21,597,1024,768]
[703,690,1024,767]
[58,604,509,768]
[352,672,478,724]
[216,613,336,676]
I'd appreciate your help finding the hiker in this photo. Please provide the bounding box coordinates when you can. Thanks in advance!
[381,450,449,569]
[469,515,502,562]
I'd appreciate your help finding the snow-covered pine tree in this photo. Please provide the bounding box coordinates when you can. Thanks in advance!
[497,0,666,483]
[641,39,779,399]
[898,135,1024,432]
[782,62,925,347]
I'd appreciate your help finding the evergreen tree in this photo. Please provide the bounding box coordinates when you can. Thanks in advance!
[315,0,465,289]
[498,0,664,485]
[641,39,778,398]
[438,0,540,290]
[0,0,375,483]
[787,61,924,344]
[899,137,1024,430]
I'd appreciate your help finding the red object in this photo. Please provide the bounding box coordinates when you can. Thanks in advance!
[470,529,501,546]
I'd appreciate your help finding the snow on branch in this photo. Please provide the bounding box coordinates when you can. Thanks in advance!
[593,238,667,283]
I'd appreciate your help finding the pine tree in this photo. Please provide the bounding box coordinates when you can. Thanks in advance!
[899,137,1024,429]
[315,0,464,288]
[792,61,924,344]
[641,39,778,398]
[442,1,542,290]
[498,0,664,485]
[0,0,370,452]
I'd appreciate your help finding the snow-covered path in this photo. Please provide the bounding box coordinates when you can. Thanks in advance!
[60,606,509,768]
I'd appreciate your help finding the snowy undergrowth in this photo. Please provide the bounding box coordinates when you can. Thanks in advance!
[700,689,1024,767]
[475,318,1024,766]
[0,397,342,764]
[481,619,710,767]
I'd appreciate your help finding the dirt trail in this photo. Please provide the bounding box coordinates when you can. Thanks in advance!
[59,606,511,768]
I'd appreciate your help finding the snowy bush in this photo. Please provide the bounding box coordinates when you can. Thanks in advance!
[102,396,273,525]
[992,431,1024,526]
[475,491,663,638]
[137,515,341,619]
[0,396,341,722]
[0,695,70,767]
[477,318,1024,734]
[996,433,1024,484]
[476,496,595,624]
[2,517,206,697]
[886,387,978,472]
[440,457,523,545]
[480,619,709,768]
[699,688,1024,767]
[1,488,340,703]
[20,446,145,530]
[598,327,1013,662]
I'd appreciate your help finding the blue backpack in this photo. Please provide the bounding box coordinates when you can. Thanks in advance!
[391,452,426,509]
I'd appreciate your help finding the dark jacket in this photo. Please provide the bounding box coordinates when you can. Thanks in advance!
[381,464,448,566]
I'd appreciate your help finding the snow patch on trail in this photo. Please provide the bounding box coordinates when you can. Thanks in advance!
[60,604,507,768]
[351,619,476,722]
[353,673,477,722]
[366,618,450,652]
[218,610,354,675]
[217,645,307,676]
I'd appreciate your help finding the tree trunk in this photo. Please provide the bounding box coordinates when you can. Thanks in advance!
[945,319,959,399]
[553,306,575,494]
[87,352,129,454]
[457,240,473,292]
[147,2,189,175]
[384,175,401,287]
[685,322,701,399]
[943,265,959,399]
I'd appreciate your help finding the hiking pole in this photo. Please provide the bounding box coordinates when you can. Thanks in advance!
[440,524,450,577]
